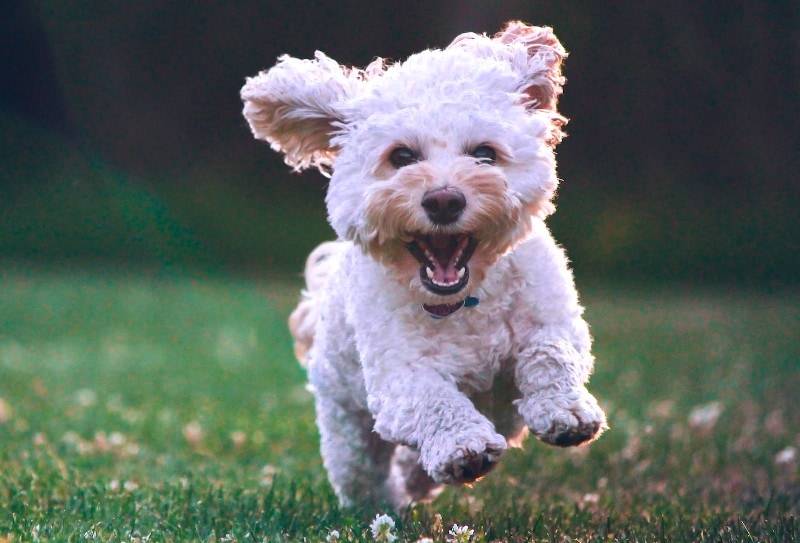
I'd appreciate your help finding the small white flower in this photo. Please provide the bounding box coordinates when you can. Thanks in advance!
[370,514,397,543]
[75,388,98,407]
[775,446,797,466]
[183,421,204,446]
[230,430,247,449]
[325,529,341,542]
[688,401,723,431]
[582,492,600,504]
[447,524,474,543]
[260,464,278,486]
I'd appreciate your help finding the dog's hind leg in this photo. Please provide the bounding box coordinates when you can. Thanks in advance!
[387,445,443,508]
[288,241,348,366]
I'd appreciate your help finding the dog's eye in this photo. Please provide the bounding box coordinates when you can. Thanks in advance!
[469,145,497,164]
[389,147,420,169]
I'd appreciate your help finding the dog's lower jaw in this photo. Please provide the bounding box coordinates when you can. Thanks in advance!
[405,233,478,296]
[418,264,470,295]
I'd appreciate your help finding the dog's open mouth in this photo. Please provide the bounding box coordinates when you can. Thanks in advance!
[405,233,477,295]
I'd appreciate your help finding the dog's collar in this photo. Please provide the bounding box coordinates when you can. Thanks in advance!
[423,296,479,319]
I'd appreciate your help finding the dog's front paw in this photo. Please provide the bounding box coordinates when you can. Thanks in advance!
[423,430,507,485]
[517,389,607,447]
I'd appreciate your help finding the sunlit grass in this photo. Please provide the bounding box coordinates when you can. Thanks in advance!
[0,269,797,542]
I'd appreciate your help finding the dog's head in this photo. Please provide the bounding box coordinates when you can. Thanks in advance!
[242,22,567,307]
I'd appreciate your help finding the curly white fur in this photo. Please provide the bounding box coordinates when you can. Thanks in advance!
[242,21,607,509]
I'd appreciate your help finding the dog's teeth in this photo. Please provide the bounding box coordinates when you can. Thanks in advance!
[426,267,435,279]
[457,267,466,279]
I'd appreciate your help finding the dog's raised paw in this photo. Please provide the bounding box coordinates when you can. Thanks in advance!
[445,447,502,484]
[518,389,608,448]
[425,432,507,485]
[540,416,605,447]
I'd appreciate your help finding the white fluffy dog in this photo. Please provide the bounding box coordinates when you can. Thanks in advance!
[241,21,607,509]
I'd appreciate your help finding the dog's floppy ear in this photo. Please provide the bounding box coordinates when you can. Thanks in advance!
[449,21,567,113]
[241,52,359,171]
[493,21,566,112]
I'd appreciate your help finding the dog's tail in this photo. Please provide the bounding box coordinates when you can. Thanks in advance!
[288,241,347,367]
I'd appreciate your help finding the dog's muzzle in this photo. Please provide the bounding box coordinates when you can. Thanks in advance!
[405,233,477,296]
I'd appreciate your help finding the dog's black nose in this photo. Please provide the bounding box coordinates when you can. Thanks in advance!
[421,188,466,225]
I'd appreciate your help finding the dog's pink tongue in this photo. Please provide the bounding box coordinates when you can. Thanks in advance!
[429,234,459,284]
[432,263,459,284]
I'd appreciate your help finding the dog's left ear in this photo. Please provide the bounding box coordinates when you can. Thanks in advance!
[241,52,361,171]
[449,21,566,113]
[493,21,566,112]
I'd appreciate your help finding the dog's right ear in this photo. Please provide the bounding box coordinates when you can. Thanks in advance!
[241,52,359,171]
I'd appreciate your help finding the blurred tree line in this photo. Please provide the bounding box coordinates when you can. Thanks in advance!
[2,0,798,285]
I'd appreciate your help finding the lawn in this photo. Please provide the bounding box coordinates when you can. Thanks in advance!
[0,267,797,542]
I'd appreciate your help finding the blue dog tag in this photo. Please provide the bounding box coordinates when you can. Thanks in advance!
[464,296,480,307]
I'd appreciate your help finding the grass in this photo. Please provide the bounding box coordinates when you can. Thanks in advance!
[0,267,797,542]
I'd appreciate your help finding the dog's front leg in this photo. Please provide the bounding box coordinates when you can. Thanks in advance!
[513,327,607,447]
[364,363,507,485]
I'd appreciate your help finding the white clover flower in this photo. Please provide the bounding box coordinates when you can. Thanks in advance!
[325,529,341,542]
[370,514,398,543]
[75,388,98,407]
[183,421,204,446]
[775,446,797,466]
[447,524,474,543]
[688,401,723,431]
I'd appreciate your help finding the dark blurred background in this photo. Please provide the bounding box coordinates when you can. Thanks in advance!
[2,1,798,285]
